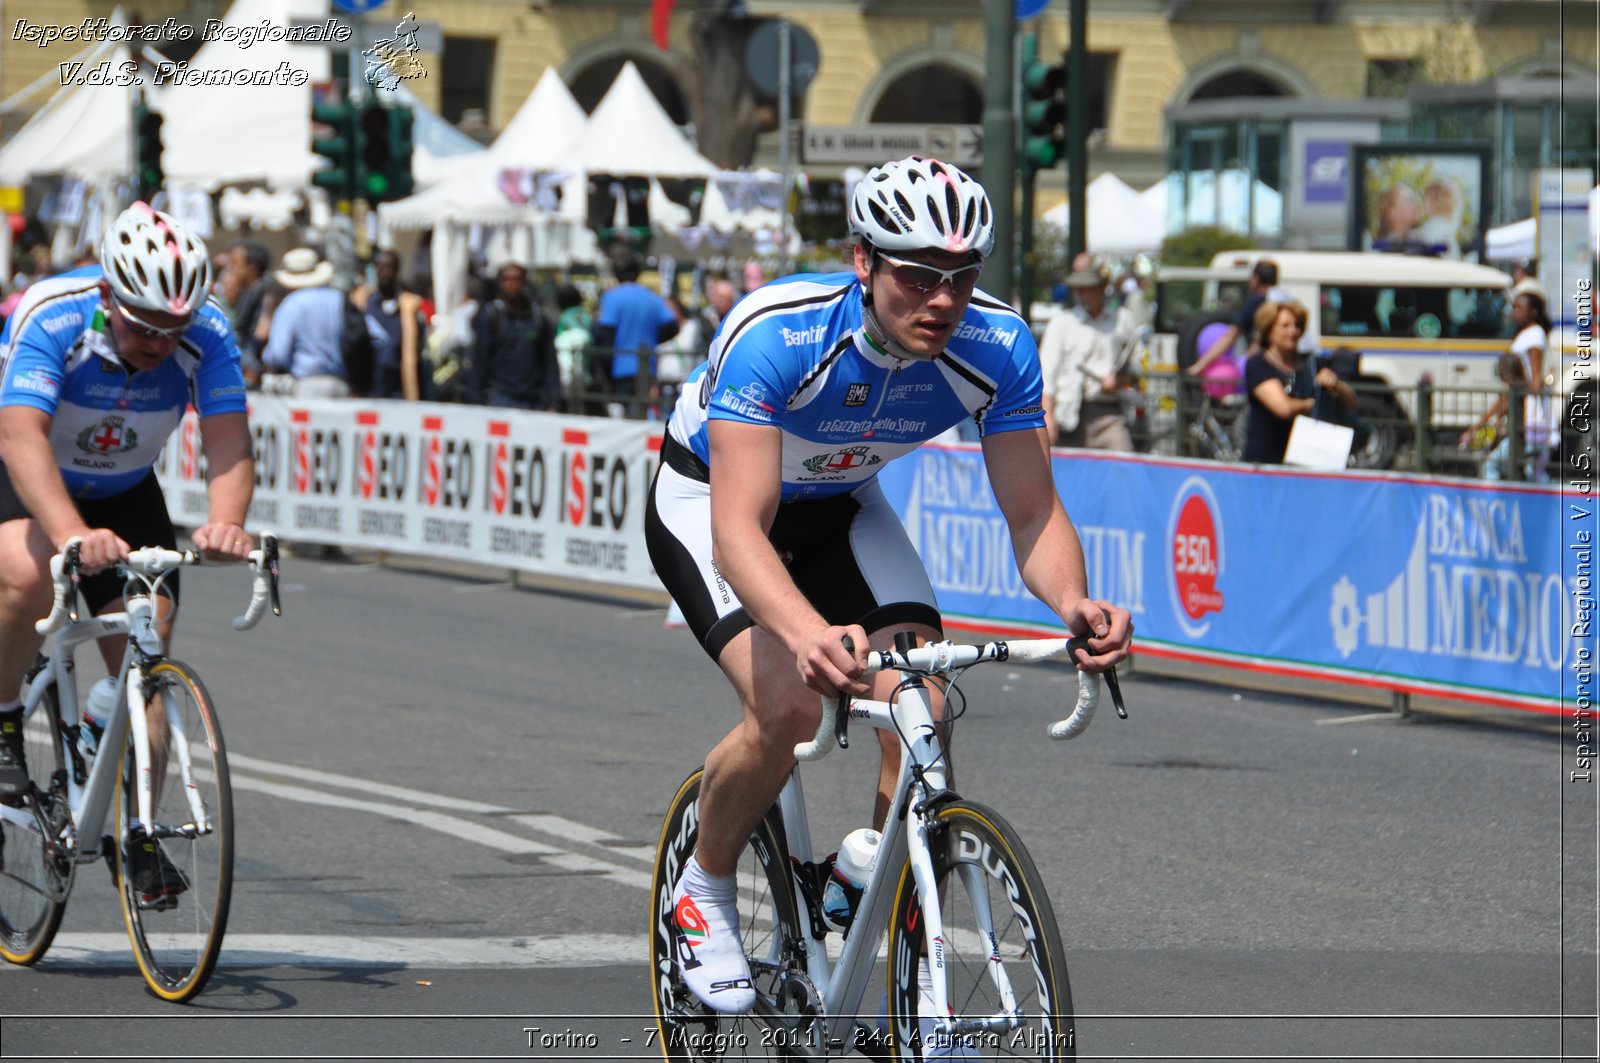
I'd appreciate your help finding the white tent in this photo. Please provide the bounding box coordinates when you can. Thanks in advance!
[379,66,592,313]
[1485,187,1599,262]
[561,61,716,179]
[1041,173,1166,254]
[159,0,329,190]
[0,22,140,185]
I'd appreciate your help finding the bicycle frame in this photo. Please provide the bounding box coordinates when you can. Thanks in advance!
[778,674,985,1050]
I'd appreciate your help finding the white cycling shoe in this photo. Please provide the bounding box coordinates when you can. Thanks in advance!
[670,879,756,1014]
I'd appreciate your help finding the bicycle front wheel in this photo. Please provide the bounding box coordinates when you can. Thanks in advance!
[0,683,71,965]
[886,801,1074,1061]
[649,768,807,1061]
[114,660,233,1002]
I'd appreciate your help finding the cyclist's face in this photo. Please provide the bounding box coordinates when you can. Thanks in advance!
[100,282,189,371]
[855,244,980,359]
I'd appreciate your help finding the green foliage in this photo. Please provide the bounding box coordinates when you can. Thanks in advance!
[1159,225,1257,267]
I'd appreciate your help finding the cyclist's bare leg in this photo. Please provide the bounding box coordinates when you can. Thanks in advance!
[697,620,944,876]
[0,519,59,701]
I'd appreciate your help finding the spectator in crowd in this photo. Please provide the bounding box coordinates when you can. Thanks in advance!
[1037,264,1137,450]
[553,282,593,409]
[261,248,356,398]
[695,277,737,359]
[353,249,428,401]
[1459,353,1551,481]
[468,263,560,411]
[1459,289,1555,481]
[1241,300,1357,464]
[654,294,702,415]
[1116,270,1153,329]
[226,240,271,388]
[592,250,677,414]
[1190,258,1279,377]
[426,273,492,403]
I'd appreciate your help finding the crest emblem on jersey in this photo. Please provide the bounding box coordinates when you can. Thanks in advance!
[77,414,139,456]
[844,383,872,407]
[803,446,881,474]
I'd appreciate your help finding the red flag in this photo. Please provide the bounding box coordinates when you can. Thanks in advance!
[652,0,674,49]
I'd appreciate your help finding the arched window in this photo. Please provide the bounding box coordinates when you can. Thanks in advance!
[569,56,689,125]
[1189,70,1291,101]
[869,64,982,125]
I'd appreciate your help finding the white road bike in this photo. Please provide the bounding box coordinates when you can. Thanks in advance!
[0,534,281,1002]
[650,631,1127,1060]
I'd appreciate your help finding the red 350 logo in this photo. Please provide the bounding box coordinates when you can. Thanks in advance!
[1167,477,1225,637]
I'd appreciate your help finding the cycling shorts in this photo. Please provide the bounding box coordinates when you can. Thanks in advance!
[0,465,179,614]
[645,444,941,662]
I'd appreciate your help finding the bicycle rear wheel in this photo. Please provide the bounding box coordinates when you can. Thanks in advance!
[0,683,71,965]
[649,768,810,1061]
[886,801,1074,1061]
[114,660,233,1002]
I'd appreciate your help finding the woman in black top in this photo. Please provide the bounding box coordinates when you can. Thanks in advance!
[1241,300,1357,464]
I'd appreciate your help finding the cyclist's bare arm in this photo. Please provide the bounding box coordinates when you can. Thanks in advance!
[0,405,127,570]
[192,411,254,561]
[981,426,1132,671]
[706,418,867,695]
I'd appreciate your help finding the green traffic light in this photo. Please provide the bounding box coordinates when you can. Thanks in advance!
[364,172,390,198]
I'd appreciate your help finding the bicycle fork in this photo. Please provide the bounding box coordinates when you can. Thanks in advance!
[123,667,209,840]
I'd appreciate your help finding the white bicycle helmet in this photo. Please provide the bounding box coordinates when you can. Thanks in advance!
[849,156,995,260]
[98,202,212,317]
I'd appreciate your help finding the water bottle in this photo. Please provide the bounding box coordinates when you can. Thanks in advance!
[822,827,880,933]
[79,677,118,758]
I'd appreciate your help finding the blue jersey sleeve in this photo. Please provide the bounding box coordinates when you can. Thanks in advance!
[705,319,794,428]
[0,308,71,416]
[188,305,248,417]
[977,325,1047,435]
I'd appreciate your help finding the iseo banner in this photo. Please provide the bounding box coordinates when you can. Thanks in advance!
[155,397,664,591]
[876,445,1587,713]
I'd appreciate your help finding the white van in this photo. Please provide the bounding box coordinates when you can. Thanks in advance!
[1152,250,1516,467]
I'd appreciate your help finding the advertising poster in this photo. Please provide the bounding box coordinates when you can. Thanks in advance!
[1351,143,1491,263]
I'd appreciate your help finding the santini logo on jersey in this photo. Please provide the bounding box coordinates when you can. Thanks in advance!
[40,312,83,336]
[780,323,828,347]
[952,322,1018,347]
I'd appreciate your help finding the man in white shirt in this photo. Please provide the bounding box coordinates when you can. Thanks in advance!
[1038,265,1137,449]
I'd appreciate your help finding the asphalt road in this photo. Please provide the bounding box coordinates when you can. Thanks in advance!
[0,552,1594,1062]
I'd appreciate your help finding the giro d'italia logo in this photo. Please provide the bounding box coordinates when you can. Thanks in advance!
[1167,477,1225,638]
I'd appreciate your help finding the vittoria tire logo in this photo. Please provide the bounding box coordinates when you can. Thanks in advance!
[1167,477,1225,638]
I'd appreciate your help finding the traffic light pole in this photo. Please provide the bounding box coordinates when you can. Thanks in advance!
[981,0,1016,306]
[1066,0,1088,264]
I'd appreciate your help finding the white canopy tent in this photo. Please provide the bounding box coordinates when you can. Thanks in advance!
[159,0,329,190]
[1485,188,1599,262]
[1041,173,1167,254]
[379,66,592,314]
[560,61,716,180]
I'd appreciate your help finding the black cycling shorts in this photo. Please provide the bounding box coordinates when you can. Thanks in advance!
[645,457,942,663]
[0,465,179,615]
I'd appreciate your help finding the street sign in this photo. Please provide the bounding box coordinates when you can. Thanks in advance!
[745,20,821,98]
[334,0,387,12]
[1017,0,1052,19]
[803,124,983,167]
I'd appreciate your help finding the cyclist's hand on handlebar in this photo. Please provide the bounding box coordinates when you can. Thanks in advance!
[795,624,870,698]
[191,521,253,562]
[66,527,129,575]
[1066,599,1133,673]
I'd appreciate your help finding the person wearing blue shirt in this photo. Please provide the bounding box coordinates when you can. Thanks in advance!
[643,157,1134,1018]
[0,203,254,907]
[592,250,678,412]
[262,248,351,397]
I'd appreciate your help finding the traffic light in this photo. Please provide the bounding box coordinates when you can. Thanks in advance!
[1022,54,1066,171]
[355,100,415,205]
[133,98,164,201]
[311,94,357,200]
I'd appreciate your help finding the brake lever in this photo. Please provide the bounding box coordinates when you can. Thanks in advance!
[64,540,81,624]
[833,634,854,750]
[264,535,282,617]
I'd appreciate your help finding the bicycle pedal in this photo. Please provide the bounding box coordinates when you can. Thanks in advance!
[137,891,181,912]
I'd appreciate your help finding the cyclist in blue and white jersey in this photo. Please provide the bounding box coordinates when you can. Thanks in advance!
[645,156,1134,1014]
[0,204,255,903]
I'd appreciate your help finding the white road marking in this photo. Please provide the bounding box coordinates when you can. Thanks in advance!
[511,815,655,863]
[221,761,655,890]
[3,934,643,969]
